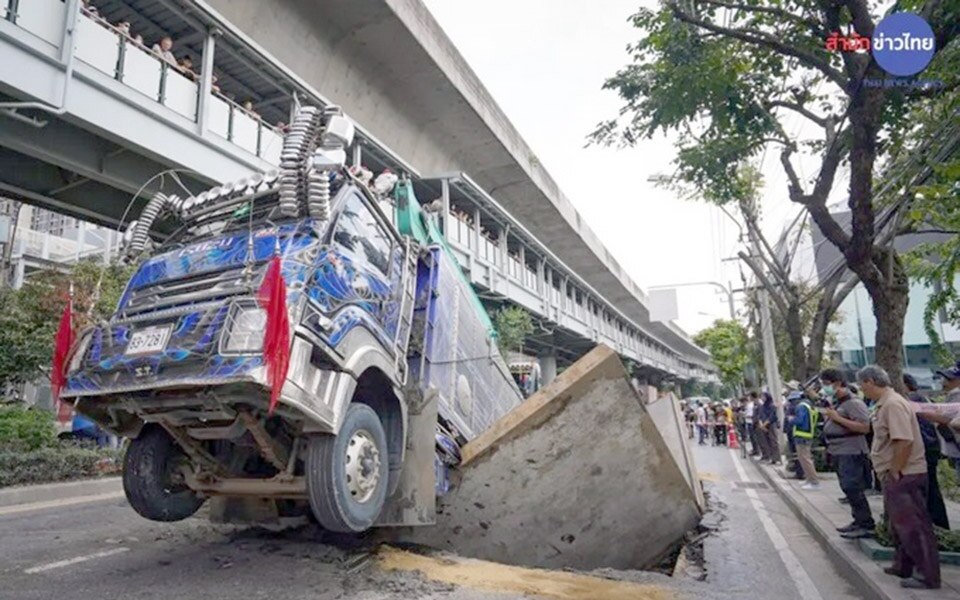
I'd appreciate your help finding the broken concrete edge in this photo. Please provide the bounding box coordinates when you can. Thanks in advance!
[646,392,706,511]
[459,343,704,511]
[0,476,122,508]
[748,459,889,600]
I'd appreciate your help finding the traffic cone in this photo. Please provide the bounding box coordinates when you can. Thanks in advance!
[728,424,740,449]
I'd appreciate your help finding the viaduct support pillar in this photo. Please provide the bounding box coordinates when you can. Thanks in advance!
[538,352,557,386]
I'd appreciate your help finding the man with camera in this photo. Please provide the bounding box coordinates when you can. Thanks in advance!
[818,368,876,540]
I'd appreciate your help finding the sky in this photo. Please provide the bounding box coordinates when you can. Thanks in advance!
[420,0,833,335]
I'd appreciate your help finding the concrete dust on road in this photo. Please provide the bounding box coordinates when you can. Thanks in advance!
[378,546,678,600]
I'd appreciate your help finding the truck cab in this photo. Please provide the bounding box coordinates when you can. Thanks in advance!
[61,106,522,532]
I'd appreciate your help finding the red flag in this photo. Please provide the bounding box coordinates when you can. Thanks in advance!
[258,256,290,414]
[50,298,74,403]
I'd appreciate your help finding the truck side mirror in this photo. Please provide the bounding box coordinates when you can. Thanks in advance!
[322,114,355,149]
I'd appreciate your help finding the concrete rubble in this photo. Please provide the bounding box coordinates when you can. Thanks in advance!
[392,344,703,571]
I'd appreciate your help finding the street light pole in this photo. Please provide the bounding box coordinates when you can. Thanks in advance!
[743,225,784,429]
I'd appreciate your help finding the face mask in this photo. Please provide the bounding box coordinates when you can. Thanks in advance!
[822,385,835,397]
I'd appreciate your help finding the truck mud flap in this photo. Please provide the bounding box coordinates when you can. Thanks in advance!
[388,344,702,571]
[376,386,439,526]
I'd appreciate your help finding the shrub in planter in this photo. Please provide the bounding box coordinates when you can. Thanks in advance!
[0,405,56,452]
[940,460,960,503]
[0,444,123,487]
[875,519,960,553]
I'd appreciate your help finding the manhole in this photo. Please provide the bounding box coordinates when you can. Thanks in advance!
[732,481,768,490]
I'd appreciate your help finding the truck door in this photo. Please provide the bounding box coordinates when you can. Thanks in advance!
[329,191,404,340]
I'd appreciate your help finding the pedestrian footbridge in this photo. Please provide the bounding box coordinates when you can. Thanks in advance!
[0,0,715,383]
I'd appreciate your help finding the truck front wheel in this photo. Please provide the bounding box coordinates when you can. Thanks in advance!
[122,426,205,522]
[305,403,389,533]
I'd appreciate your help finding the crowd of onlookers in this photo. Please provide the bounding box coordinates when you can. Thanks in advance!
[79,0,289,131]
[683,361,960,590]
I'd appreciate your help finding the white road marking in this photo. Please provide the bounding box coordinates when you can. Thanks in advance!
[730,450,824,600]
[0,491,125,517]
[25,547,129,574]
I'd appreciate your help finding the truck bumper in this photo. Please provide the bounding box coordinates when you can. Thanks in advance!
[63,337,355,436]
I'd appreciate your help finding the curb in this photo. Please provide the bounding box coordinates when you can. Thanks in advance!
[0,477,122,508]
[747,457,890,600]
[857,537,960,566]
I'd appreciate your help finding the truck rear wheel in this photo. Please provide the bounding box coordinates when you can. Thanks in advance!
[305,403,389,533]
[122,426,205,522]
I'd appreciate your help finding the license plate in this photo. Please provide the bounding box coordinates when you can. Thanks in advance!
[125,326,172,356]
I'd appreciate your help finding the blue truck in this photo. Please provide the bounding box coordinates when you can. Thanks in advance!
[61,106,522,532]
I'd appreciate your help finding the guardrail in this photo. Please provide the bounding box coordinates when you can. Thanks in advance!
[5,0,282,165]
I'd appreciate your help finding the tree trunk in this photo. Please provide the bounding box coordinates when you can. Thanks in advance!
[862,251,910,392]
[784,301,807,382]
[806,274,858,379]
[805,323,827,381]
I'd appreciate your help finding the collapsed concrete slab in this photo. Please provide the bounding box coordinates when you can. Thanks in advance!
[393,344,702,571]
[644,391,705,510]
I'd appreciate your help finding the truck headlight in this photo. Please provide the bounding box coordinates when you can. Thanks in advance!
[224,307,266,353]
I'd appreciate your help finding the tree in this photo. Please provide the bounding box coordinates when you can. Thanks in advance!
[693,319,750,389]
[745,280,842,380]
[730,172,856,381]
[907,158,960,362]
[0,287,57,391]
[901,80,960,364]
[0,260,133,392]
[594,1,959,390]
[493,305,534,357]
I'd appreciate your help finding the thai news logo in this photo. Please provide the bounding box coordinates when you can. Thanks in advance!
[825,12,935,77]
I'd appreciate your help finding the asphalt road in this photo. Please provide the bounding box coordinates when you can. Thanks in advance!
[0,445,871,600]
[692,442,867,600]
[0,494,508,600]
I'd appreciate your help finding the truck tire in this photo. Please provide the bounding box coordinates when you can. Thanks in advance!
[305,403,389,533]
[122,426,205,522]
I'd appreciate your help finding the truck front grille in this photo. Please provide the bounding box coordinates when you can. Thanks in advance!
[121,267,257,317]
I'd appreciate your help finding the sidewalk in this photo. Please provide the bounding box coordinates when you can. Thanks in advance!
[747,455,960,600]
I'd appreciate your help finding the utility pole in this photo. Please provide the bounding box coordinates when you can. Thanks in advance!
[0,200,22,288]
[745,225,783,426]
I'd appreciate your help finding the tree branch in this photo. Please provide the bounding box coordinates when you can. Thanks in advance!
[785,212,809,270]
[830,273,860,314]
[804,198,851,255]
[780,148,806,201]
[739,200,792,285]
[738,250,790,316]
[667,2,847,88]
[698,0,825,33]
[810,124,846,203]
[842,0,875,38]
[766,100,829,128]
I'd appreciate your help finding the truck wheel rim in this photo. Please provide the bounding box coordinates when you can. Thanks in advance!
[345,429,381,503]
